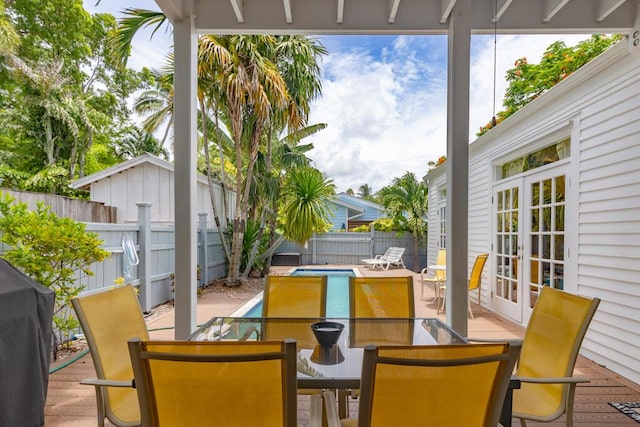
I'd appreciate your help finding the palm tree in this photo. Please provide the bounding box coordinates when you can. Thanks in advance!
[358,183,376,201]
[109,12,327,285]
[278,166,335,244]
[244,122,327,275]
[196,35,326,284]
[378,172,429,271]
[133,67,174,148]
[116,126,169,160]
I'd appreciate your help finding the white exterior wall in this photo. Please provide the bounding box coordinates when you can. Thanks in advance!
[426,42,640,384]
[575,52,640,383]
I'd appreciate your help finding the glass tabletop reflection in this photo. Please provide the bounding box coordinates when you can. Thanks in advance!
[189,317,466,389]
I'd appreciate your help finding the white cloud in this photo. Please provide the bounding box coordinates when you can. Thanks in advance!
[309,34,592,192]
[308,38,448,193]
[79,3,594,193]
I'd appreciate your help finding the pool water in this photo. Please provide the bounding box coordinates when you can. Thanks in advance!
[244,268,355,317]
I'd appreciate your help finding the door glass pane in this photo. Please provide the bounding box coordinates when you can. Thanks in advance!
[495,185,520,306]
[528,174,565,302]
[556,176,565,202]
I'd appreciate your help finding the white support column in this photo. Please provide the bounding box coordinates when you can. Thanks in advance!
[173,16,198,339]
[446,0,471,336]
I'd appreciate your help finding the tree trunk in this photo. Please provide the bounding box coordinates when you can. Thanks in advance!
[44,116,55,166]
[200,98,231,263]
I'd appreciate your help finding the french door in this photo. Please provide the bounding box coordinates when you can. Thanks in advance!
[493,180,522,321]
[492,168,566,324]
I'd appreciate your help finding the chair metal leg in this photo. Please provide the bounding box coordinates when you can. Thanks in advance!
[94,386,106,427]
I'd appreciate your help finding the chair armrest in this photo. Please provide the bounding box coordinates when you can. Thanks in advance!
[80,378,134,388]
[515,376,591,384]
[238,326,260,341]
[467,337,523,345]
[323,390,343,427]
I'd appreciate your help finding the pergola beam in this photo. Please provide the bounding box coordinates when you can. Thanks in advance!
[337,0,344,24]
[389,0,401,24]
[495,0,514,22]
[597,0,628,22]
[283,0,293,24]
[155,0,183,21]
[229,0,244,23]
[440,0,456,24]
[543,0,571,23]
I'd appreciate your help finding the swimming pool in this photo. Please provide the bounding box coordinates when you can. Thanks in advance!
[236,268,358,318]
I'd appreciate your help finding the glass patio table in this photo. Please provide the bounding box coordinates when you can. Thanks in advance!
[189,317,518,425]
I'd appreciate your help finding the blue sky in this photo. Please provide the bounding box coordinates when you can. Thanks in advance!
[85,1,590,192]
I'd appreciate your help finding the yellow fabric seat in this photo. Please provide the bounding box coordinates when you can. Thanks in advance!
[71,285,148,427]
[128,339,302,427]
[511,287,600,427]
[324,342,522,427]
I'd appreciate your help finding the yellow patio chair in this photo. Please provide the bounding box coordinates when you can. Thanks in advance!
[71,285,147,427]
[128,338,306,427]
[419,248,446,302]
[349,276,415,347]
[259,275,326,415]
[323,341,522,427]
[511,286,600,427]
[438,253,489,318]
[254,274,327,348]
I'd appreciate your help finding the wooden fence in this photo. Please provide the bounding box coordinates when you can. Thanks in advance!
[0,188,116,223]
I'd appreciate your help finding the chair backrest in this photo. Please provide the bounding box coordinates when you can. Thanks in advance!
[263,275,328,317]
[468,253,489,291]
[384,247,405,262]
[71,285,148,425]
[349,276,414,318]
[357,342,522,427]
[261,275,327,347]
[128,339,298,427]
[515,287,600,418]
[349,276,415,347]
[435,249,447,280]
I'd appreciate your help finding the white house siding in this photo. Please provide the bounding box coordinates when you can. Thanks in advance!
[426,42,640,385]
[575,51,640,384]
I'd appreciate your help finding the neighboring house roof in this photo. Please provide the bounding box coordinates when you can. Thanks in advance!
[337,192,383,210]
[71,153,212,190]
[329,198,365,219]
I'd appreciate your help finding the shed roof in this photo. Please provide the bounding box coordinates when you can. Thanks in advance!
[71,154,213,190]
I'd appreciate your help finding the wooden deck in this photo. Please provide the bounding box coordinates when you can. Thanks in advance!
[45,266,640,426]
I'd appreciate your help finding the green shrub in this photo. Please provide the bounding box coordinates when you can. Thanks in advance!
[0,192,109,356]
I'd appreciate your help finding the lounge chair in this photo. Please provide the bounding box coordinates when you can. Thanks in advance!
[361,247,406,270]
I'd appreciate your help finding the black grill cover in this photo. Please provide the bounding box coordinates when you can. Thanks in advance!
[0,258,55,427]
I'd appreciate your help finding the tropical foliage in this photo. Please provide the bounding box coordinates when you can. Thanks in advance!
[0,193,109,357]
[0,0,150,193]
[377,172,429,270]
[110,10,331,284]
[478,34,622,135]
